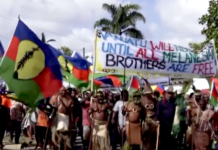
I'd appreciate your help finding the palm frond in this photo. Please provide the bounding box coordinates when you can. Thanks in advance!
[41,32,46,43]
[127,11,146,23]
[94,18,112,28]
[123,27,144,39]
[102,26,112,32]
[113,5,125,23]
[121,19,136,29]
[47,39,56,43]
[123,4,141,12]
[102,4,117,17]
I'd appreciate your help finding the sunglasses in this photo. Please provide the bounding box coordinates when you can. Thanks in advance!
[144,104,154,109]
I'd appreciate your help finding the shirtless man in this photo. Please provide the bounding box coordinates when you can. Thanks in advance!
[88,91,112,150]
[141,81,158,150]
[123,90,145,150]
[186,92,213,150]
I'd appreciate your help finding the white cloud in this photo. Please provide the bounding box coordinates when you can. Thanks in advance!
[0,0,122,52]
[0,0,211,53]
[148,22,158,33]
[155,0,209,47]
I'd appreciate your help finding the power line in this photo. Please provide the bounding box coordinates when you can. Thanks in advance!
[0,15,92,43]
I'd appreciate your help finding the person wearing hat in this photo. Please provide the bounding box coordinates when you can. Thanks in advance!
[122,90,145,150]
[192,85,208,111]
[141,81,158,120]
[195,90,208,111]
[141,81,159,150]
[156,85,176,150]
[88,91,112,150]
[187,92,215,150]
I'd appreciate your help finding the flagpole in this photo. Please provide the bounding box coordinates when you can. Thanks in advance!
[91,28,97,103]
[127,76,133,91]
[212,39,218,77]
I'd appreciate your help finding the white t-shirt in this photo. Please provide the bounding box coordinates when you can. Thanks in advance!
[30,110,37,123]
[113,100,126,127]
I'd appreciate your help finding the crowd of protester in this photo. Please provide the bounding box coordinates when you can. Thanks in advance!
[0,83,216,150]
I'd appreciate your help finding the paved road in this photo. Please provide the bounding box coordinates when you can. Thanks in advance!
[4,134,121,150]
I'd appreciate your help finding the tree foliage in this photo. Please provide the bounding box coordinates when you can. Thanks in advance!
[94,3,146,39]
[85,56,89,59]
[199,0,218,53]
[60,46,72,56]
[41,32,56,43]
[189,42,205,53]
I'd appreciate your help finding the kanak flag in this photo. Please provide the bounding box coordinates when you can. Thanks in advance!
[0,19,62,107]
[210,78,218,106]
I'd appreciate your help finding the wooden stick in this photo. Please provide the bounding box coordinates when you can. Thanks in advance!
[43,118,52,150]
[43,125,49,150]
[91,28,97,94]
[156,124,160,150]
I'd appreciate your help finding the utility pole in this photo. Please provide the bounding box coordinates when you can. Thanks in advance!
[83,47,85,58]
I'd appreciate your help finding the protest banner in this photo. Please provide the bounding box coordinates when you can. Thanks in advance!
[94,30,217,78]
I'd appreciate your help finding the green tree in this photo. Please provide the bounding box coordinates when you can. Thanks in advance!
[199,0,218,53]
[60,46,72,56]
[94,3,145,39]
[189,42,205,53]
[41,32,56,43]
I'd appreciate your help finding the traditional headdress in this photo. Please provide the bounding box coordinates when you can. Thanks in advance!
[129,90,142,104]
[142,80,153,95]
[95,91,105,100]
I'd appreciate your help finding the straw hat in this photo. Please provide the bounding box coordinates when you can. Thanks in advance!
[142,80,153,95]
[166,85,174,93]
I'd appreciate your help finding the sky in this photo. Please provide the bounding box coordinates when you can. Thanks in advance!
[0,0,211,88]
[0,0,209,55]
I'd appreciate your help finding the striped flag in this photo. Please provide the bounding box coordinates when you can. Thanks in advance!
[128,76,140,95]
[151,84,164,95]
[0,40,4,58]
[210,78,218,106]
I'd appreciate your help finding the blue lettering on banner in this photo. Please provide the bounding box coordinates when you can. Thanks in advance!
[102,42,133,56]
[100,31,147,48]
[167,64,190,72]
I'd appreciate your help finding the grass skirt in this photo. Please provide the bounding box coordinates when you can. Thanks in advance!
[89,119,110,150]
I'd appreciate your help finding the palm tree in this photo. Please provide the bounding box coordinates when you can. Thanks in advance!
[41,32,56,43]
[94,3,146,39]
[60,46,72,56]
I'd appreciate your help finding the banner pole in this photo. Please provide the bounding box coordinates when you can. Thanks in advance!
[91,28,97,103]
[212,39,218,77]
